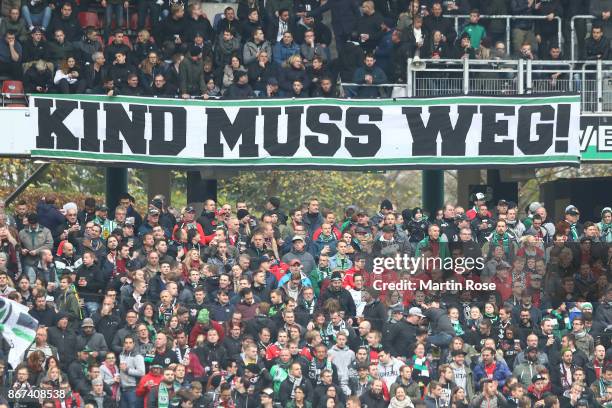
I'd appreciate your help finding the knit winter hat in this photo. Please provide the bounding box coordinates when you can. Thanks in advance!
[197,309,210,324]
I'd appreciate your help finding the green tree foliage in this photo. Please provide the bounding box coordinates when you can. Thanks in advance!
[217,170,422,215]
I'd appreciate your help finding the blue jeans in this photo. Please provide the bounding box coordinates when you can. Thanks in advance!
[21,5,52,30]
[85,301,100,316]
[120,389,140,408]
[105,3,125,30]
[429,332,453,348]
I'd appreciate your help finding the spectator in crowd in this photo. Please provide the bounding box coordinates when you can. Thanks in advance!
[267,8,295,45]
[21,0,52,32]
[585,25,610,60]
[0,8,28,43]
[352,52,388,98]
[54,56,86,94]
[48,2,82,43]
[243,27,272,65]
[47,28,76,67]
[102,0,129,35]
[0,29,22,79]
[308,0,360,46]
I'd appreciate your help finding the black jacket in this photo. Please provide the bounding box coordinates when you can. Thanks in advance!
[47,326,78,370]
[423,13,457,45]
[23,66,53,92]
[585,35,611,60]
[22,38,49,62]
[362,300,388,332]
[360,389,388,408]
[48,14,83,42]
[318,287,357,318]
[355,11,385,51]
[389,320,418,358]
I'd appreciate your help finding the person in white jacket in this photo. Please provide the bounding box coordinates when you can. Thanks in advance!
[54,55,85,93]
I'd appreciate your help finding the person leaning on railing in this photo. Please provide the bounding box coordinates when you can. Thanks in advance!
[584,24,611,60]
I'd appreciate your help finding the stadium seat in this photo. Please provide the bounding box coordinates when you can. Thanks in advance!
[78,11,101,29]
[2,80,26,106]
[2,80,24,96]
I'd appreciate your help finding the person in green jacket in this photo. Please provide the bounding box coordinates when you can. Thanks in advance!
[461,9,486,50]
[415,224,450,261]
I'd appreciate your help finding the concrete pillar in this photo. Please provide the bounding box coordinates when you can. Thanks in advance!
[105,167,128,210]
[147,169,172,205]
[422,170,444,215]
[187,171,217,210]
[456,169,482,208]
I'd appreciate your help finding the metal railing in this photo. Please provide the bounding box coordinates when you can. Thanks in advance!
[406,58,612,113]
[570,15,595,61]
[443,14,562,53]
[338,83,410,98]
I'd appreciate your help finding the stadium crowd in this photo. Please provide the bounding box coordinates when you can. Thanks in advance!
[0,192,610,408]
[0,0,610,98]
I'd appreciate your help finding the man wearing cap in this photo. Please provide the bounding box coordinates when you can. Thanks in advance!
[172,206,205,245]
[68,346,96,394]
[136,363,164,407]
[77,317,109,360]
[371,199,394,227]
[564,205,584,242]
[93,205,117,241]
[388,306,422,359]
[513,346,545,387]
[282,235,316,276]
[527,374,548,403]
[319,271,357,319]
[466,192,490,221]
[47,312,79,371]
[495,200,509,218]
[18,213,53,283]
[449,349,475,400]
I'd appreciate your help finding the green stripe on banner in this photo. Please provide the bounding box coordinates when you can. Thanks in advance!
[581,146,612,161]
[12,327,35,342]
[31,149,580,166]
[31,94,581,108]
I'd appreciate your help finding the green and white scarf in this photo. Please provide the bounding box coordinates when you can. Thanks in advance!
[157,382,174,408]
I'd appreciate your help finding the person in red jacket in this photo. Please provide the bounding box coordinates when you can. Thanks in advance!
[54,379,82,408]
[189,308,225,347]
[136,364,164,407]
[172,206,206,245]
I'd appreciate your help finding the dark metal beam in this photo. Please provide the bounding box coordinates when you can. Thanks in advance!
[4,163,50,206]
